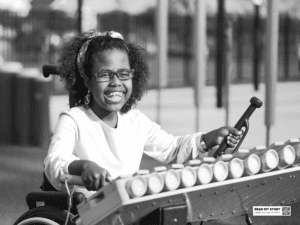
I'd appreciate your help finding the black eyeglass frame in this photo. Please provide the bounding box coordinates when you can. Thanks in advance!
[93,69,135,82]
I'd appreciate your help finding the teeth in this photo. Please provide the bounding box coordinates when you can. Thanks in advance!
[105,92,124,103]
[106,92,123,97]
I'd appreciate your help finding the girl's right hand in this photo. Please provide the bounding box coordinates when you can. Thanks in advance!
[81,161,112,191]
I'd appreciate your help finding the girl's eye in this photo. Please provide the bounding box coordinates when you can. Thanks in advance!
[119,71,129,76]
[99,72,110,77]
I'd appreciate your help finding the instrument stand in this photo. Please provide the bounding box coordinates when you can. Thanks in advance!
[245,214,253,225]
[137,204,188,225]
[136,205,254,225]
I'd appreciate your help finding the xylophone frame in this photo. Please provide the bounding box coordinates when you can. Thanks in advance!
[132,205,251,225]
[77,165,300,225]
[138,204,189,225]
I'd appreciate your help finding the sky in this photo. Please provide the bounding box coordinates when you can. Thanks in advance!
[0,0,32,16]
[0,0,157,16]
[49,0,158,15]
[0,0,300,18]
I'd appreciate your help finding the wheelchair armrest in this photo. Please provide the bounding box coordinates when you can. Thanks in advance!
[26,191,69,210]
[40,173,59,192]
[26,191,86,215]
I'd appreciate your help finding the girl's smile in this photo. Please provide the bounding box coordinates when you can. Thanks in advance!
[104,90,125,103]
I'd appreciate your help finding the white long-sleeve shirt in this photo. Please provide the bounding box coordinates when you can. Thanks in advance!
[44,106,205,197]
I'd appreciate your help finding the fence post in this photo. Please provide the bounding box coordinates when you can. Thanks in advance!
[194,0,206,131]
[156,0,168,124]
[77,0,83,34]
[29,74,51,149]
[0,62,23,145]
[236,16,244,82]
[215,0,226,108]
[11,69,36,146]
[184,15,192,86]
[265,0,279,146]
[253,3,261,90]
[284,15,290,80]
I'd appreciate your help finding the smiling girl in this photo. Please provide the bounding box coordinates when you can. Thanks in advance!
[44,30,242,197]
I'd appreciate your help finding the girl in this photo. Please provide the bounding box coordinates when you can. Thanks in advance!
[44,30,242,197]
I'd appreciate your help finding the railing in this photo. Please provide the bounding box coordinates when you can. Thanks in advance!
[1,9,300,94]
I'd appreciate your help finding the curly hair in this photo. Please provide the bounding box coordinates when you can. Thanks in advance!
[57,31,149,113]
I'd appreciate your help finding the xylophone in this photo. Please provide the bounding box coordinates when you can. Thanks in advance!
[64,138,300,225]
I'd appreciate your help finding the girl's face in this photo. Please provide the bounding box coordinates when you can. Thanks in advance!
[89,49,132,117]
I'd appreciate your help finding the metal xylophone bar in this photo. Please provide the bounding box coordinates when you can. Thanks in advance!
[124,140,299,200]
[76,138,300,225]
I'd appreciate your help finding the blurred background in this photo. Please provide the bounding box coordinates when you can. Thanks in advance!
[1,0,300,224]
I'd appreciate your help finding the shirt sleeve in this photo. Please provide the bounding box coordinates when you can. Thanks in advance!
[141,113,207,164]
[44,113,80,191]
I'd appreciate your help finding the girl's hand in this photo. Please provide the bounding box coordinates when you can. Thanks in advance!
[202,126,243,150]
[81,161,112,191]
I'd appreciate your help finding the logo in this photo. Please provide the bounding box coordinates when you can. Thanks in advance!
[253,206,291,216]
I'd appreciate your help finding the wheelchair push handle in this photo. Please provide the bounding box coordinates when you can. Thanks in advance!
[213,97,263,158]
[60,174,85,186]
[42,65,59,78]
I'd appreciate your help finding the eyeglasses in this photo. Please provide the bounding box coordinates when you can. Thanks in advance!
[93,69,135,82]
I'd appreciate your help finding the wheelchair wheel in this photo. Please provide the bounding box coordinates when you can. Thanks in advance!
[14,205,75,225]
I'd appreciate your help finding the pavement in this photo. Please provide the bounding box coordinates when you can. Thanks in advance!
[0,145,45,225]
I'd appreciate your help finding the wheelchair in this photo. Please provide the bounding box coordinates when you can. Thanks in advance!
[14,65,85,225]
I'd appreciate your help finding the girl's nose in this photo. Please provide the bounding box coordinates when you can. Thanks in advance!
[109,74,122,86]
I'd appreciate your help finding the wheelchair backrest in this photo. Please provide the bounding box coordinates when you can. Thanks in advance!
[43,65,76,108]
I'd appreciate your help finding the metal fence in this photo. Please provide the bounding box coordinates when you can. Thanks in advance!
[98,11,300,88]
[1,9,300,94]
